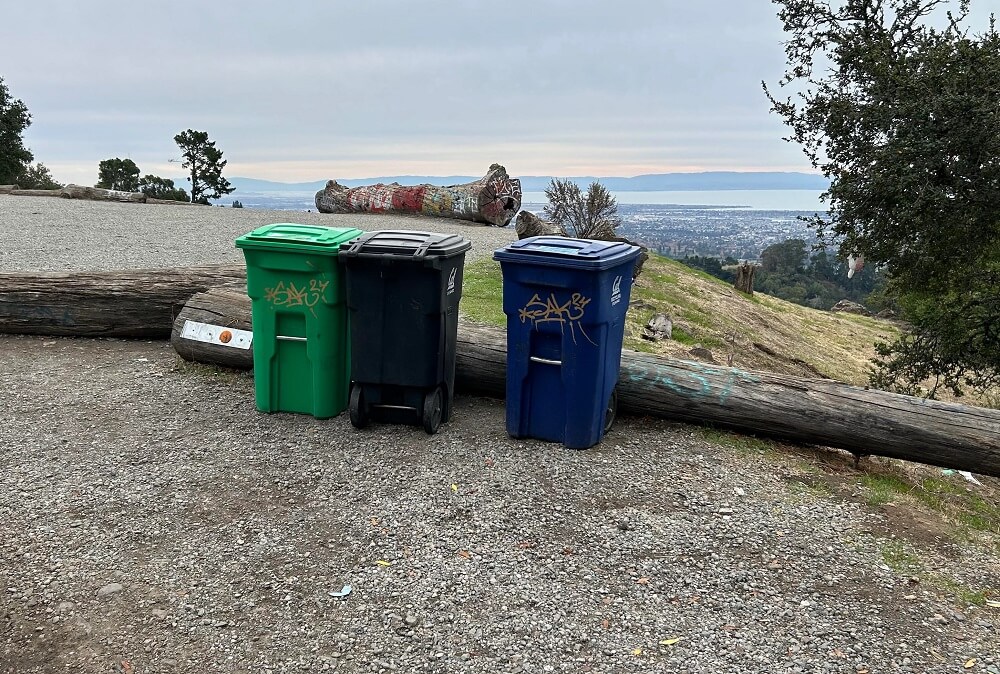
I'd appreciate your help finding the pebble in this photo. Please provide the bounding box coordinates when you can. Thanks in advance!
[97,583,123,597]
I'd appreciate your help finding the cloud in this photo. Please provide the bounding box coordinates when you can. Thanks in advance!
[4,0,818,183]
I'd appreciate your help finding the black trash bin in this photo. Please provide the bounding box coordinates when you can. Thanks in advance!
[339,230,472,433]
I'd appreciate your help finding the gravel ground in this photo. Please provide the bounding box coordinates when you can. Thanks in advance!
[1,195,998,673]
[0,196,517,272]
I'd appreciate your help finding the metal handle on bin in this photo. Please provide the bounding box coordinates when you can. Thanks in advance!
[413,233,461,258]
[530,356,562,366]
[276,335,307,342]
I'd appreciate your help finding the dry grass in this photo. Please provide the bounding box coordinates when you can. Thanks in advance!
[622,255,897,385]
[462,253,897,386]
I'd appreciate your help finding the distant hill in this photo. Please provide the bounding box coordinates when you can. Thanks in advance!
[228,171,828,194]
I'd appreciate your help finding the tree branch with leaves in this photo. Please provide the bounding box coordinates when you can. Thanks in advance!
[765,0,1000,397]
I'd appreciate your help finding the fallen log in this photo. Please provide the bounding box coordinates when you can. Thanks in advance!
[0,185,20,194]
[59,184,146,203]
[455,322,1000,477]
[164,287,1000,477]
[0,265,246,338]
[515,211,565,239]
[170,287,253,368]
[8,188,61,197]
[4,269,998,476]
[315,163,522,227]
[147,197,200,206]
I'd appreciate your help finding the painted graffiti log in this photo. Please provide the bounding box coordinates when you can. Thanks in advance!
[59,184,147,203]
[315,164,522,227]
[0,265,246,338]
[170,287,254,369]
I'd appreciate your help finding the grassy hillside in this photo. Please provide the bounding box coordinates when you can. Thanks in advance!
[461,252,897,386]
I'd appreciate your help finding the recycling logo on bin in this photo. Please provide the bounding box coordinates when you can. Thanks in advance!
[611,275,623,306]
[447,267,457,295]
[517,291,597,346]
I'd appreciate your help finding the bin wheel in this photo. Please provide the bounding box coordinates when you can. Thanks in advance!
[422,386,444,435]
[349,384,369,429]
[604,387,618,434]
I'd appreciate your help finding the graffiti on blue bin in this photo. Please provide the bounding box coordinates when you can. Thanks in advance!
[517,292,597,346]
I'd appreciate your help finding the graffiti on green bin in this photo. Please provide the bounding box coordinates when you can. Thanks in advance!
[265,279,329,314]
[518,292,597,346]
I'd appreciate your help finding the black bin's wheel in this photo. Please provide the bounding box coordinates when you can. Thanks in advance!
[349,384,369,429]
[422,386,444,435]
[603,386,618,434]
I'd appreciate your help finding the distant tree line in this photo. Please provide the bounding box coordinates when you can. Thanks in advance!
[96,130,234,204]
[96,158,189,201]
[680,238,886,311]
[2,73,236,204]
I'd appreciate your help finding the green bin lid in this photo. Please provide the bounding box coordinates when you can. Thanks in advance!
[235,223,364,254]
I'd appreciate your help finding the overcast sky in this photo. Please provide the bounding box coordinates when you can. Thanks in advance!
[1,1,986,186]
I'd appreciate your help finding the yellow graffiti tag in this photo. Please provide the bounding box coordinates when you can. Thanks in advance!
[264,280,329,314]
[517,292,596,345]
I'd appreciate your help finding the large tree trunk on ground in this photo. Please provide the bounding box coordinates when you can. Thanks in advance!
[164,288,1000,477]
[4,268,999,476]
[0,265,246,338]
[454,321,1000,477]
[0,185,20,194]
[59,184,146,203]
[315,164,522,227]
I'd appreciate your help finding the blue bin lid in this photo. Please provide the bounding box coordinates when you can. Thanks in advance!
[493,236,640,270]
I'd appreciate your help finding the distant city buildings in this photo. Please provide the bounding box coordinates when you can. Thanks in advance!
[523,202,819,262]
[237,192,822,263]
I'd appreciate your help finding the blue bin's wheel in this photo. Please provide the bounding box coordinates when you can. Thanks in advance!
[349,384,369,429]
[422,386,443,435]
[604,386,618,434]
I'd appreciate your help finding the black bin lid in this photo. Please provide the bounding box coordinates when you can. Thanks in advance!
[339,230,472,259]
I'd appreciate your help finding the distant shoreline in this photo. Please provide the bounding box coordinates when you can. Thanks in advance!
[224,188,828,213]
[227,171,828,195]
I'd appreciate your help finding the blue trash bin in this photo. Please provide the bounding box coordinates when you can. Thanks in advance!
[493,236,641,448]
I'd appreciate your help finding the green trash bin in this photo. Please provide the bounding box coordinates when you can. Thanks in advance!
[235,223,363,418]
